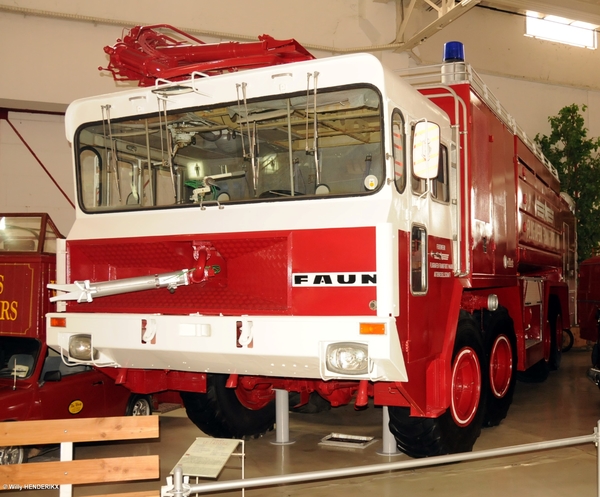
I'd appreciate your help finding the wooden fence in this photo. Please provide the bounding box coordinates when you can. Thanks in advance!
[0,416,160,497]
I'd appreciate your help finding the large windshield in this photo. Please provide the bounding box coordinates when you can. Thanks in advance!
[76,86,383,212]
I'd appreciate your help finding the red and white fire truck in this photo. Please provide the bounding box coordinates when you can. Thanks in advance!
[46,31,576,458]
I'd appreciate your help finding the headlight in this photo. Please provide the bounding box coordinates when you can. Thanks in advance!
[68,334,98,361]
[326,342,369,375]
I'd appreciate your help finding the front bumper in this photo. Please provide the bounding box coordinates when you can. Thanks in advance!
[46,312,407,383]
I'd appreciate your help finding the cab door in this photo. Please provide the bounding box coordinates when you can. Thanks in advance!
[403,120,457,411]
[408,135,455,341]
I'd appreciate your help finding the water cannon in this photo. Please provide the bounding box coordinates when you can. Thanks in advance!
[441,41,467,83]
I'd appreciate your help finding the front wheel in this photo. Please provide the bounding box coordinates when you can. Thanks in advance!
[126,395,153,416]
[388,315,487,457]
[0,446,27,465]
[181,374,275,439]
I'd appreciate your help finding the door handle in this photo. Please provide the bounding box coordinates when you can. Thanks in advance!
[92,381,104,386]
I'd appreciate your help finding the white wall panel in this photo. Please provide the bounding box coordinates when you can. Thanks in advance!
[480,73,599,140]
[0,113,75,235]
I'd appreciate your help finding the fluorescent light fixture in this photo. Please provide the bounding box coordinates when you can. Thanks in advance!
[525,11,597,49]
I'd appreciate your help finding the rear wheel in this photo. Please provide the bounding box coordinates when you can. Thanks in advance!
[388,315,486,457]
[181,374,275,439]
[482,308,517,427]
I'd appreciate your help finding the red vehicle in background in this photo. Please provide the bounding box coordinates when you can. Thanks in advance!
[579,256,600,385]
[0,213,152,465]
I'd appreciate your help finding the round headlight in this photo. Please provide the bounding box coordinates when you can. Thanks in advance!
[68,334,98,361]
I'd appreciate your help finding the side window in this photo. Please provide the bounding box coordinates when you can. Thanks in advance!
[411,225,427,294]
[432,145,449,203]
[392,110,406,193]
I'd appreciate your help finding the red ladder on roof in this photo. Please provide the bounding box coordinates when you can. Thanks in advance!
[100,24,315,86]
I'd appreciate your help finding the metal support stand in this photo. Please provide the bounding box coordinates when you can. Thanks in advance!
[172,465,184,497]
[377,406,400,456]
[270,389,295,445]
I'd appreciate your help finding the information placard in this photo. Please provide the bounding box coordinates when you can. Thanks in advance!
[171,437,241,478]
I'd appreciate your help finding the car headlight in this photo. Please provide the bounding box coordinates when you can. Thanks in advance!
[326,342,369,375]
[68,334,98,361]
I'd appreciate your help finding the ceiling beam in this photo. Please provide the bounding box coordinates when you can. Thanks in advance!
[394,0,481,52]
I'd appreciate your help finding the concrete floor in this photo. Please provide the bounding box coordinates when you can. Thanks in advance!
[6,347,600,497]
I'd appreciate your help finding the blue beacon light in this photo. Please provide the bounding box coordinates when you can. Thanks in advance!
[443,41,465,62]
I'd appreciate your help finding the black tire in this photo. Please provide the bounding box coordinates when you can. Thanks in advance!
[481,308,517,427]
[562,328,574,353]
[548,297,562,370]
[0,446,27,465]
[126,395,153,416]
[388,314,487,457]
[180,374,275,439]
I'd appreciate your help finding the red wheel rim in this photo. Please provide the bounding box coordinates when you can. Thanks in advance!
[489,335,513,398]
[451,347,481,426]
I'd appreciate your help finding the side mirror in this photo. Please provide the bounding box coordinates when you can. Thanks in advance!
[413,121,440,179]
[43,370,62,382]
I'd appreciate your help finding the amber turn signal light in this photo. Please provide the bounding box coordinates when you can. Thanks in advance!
[50,317,66,327]
[359,323,385,335]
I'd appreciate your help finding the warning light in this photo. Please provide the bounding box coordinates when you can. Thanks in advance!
[50,317,66,327]
[443,41,465,62]
[359,323,386,335]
